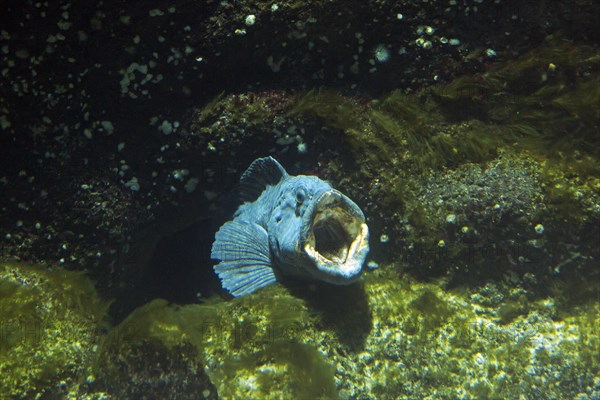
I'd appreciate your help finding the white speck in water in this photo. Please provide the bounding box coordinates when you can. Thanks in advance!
[297,142,307,154]
[373,44,390,63]
[124,177,140,191]
[245,14,256,26]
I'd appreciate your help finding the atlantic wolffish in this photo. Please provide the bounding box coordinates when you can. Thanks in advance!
[211,157,370,297]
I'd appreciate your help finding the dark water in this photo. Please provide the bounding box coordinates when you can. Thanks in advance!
[1,1,598,399]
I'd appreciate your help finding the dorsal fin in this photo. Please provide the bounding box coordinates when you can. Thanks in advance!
[238,157,288,203]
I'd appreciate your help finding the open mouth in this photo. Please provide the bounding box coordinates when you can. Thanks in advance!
[304,191,369,278]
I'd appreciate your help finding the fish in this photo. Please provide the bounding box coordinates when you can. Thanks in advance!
[211,157,370,297]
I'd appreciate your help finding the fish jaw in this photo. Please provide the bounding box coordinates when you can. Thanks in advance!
[301,190,370,284]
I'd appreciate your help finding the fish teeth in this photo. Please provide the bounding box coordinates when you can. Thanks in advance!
[304,222,367,267]
[347,223,368,259]
[304,189,368,276]
[304,243,326,264]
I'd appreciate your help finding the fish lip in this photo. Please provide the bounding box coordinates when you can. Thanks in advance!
[302,190,369,282]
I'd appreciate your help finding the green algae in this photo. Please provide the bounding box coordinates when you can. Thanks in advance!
[355,267,600,399]
[26,258,591,400]
[0,263,109,399]
[281,37,599,241]
[430,36,599,159]
[218,342,337,400]
[94,299,218,399]
[93,286,337,400]
[267,342,336,398]
[495,294,529,325]
[288,84,502,173]
[207,287,339,399]
[539,159,600,223]
[408,288,453,333]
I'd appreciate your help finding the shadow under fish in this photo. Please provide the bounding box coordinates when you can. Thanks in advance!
[211,157,370,297]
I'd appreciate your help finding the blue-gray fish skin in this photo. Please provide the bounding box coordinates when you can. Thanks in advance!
[211,157,370,297]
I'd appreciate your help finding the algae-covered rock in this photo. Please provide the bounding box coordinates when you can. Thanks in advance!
[0,263,109,399]
[348,267,600,399]
[403,153,548,279]
[94,268,598,399]
[95,286,342,400]
[205,286,350,399]
[94,299,218,400]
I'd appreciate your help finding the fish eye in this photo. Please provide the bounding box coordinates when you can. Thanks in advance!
[295,188,306,204]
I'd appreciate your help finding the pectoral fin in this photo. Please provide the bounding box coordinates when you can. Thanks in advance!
[211,219,276,297]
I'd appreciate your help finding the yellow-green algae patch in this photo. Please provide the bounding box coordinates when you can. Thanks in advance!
[0,263,109,399]
[99,266,599,399]
[95,285,337,399]
[340,266,600,399]
[199,285,339,400]
[94,299,218,399]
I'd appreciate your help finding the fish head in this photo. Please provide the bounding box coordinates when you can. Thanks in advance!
[268,175,370,284]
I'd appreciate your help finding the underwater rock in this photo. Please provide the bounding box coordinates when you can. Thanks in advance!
[1,1,597,319]
[404,153,547,277]
[87,260,600,400]
[94,293,339,400]
[334,267,600,399]
[94,299,218,400]
[197,286,339,400]
[0,263,109,399]
[91,264,599,399]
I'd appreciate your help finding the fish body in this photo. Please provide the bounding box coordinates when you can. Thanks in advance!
[211,157,370,297]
